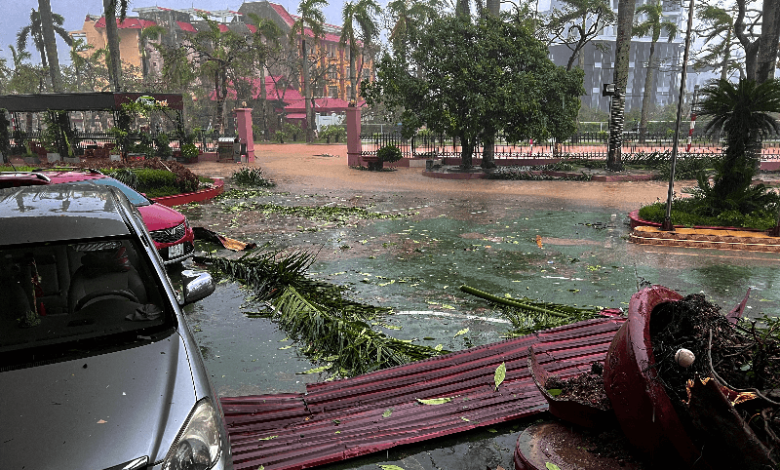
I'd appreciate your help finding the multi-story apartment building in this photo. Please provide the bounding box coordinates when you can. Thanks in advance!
[545,0,685,114]
[69,2,373,105]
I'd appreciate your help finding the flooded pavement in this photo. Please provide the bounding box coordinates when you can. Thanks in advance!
[179,149,780,469]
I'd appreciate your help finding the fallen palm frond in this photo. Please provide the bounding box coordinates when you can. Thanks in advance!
[460,285,608,336]
[203,251,448,377]
[274,286,446,376]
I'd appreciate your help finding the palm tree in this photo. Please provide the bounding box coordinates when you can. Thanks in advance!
[695,5,738,83]
[340,0,380,105]
[9,46,32,70]
[290,0,328,142]
[549,0,615,71]
[606,0,637,171]
[247,13,283,141]
[17,7,72,71]
[632,0,677,142]
[103,0,130,92]
[38,0,65,93]
[696,79,780,214]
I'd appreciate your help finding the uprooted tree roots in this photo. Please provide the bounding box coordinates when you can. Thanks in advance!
[651,294,780,462]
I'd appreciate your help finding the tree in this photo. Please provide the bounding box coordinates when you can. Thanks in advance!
[103,0,130,92]
[38,0,65,93]
[341,0,380,105]
[606,0,637,171]
[632,0,677,142]
[247,12,283,140]
[184,15,255,133]
[364,15,584,169]
[290,0,328,142]
[694,5,739,82]
[386,0,441,67]
[139,25,166,79]
[16,7,72,73]
[695,78,780,214]
[548,0,615,71]
[734,0,780,83]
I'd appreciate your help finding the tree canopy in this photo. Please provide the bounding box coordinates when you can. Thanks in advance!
[364,14,584,168]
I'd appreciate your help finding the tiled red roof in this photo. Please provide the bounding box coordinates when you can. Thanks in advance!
[246,24,257,33]
[207,76,303,102]
[177,21,197,32]
[221,317,625,470]
[269,3,295,27]
[218,24,229,33]
[94,16,157,30]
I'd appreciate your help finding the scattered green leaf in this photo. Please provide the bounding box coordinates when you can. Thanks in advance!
[417,397,454,405]
[258,435,278,441]
[494,362,506,391]
[547,388,563,397]
[382,407,393,418]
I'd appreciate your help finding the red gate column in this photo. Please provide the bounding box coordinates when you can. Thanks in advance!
[235,107,255,163]
[346,105,361,166]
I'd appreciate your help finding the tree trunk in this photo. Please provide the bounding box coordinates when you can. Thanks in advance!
[481,134,496,169]
[756,0,780,83]
[638,40,656,143]
[720,31,731,81]
[349,47,356,103]
[460,134,473,169]
[38,0,62,93]
[103,0,122,92]
[216,70,225,134]
[260,64,268,141]
[302,39,314,143]
[607,0,637,171]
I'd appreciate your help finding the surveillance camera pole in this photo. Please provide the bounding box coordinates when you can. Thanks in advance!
[661,0,695,231]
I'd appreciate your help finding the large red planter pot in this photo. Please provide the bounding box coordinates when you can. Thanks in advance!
[603,286,704,464]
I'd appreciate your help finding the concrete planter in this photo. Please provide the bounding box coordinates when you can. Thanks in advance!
[23,156,41,165]
[64,156,80,164]
[47,153,61,163]
[109,154,121,162]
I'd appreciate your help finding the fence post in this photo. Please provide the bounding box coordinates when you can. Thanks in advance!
[346,106,362,166]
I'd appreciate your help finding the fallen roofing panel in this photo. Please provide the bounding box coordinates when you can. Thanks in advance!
[220,317,624,470]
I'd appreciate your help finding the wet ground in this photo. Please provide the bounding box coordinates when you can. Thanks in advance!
[179,144,780,469]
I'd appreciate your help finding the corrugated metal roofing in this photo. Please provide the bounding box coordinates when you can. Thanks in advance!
[221,317,624,470]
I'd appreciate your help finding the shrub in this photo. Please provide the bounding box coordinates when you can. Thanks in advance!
[637,198,779,230]
[274,130,286,143]
[377,144,403,163]
[111,168,139,188]
[154,132,171,159]
[181,143,199,161]
[320,125,346,143]
[231,167,275,188]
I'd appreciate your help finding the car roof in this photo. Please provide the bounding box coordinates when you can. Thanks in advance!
[0,183,132,245]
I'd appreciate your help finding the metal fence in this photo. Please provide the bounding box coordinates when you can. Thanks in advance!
[361,132,780,161]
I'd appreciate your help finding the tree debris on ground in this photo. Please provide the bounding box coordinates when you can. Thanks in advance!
[199,251,449,377]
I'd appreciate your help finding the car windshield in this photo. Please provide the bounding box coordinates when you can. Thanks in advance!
[70,178,151,207]
[0,237,174,366]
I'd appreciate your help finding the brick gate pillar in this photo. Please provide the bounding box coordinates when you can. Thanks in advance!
[346,106,361,166]
[235,108,255,163]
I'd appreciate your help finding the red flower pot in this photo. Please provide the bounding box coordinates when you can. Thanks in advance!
[603,286,704,463]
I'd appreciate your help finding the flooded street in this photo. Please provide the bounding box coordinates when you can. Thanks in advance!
[181,145,780,469]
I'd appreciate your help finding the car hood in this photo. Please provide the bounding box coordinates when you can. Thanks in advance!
[0,332,197,470]
[138,203,186,232]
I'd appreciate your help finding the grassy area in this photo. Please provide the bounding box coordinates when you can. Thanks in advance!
[638,199,778,230]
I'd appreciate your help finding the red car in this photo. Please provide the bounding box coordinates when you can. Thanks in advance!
[0,169,195,265]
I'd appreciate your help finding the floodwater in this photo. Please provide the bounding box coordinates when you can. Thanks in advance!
[180,147,780,469]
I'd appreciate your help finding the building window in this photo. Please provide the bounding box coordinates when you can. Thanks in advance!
[328,65,337,80]
[329,86,339,98]
[362,68,371,80]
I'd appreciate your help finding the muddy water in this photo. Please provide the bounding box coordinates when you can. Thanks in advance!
[181,147,780,469]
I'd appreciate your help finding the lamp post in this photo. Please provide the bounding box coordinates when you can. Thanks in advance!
[661,0,696,232]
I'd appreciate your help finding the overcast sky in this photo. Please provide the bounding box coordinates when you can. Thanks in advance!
[0,0,555,67]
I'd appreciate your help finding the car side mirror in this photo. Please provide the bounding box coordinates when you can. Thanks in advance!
[180,270,215,305]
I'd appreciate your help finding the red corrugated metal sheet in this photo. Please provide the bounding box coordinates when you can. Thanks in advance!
[221,318,624,470]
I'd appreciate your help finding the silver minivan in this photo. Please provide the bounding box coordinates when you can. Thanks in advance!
[0,184,233,470]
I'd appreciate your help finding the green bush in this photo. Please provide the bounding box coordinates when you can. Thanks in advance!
[377,144,403,163]
[231,167,275,188]
[638,199,778,230]
[320,125,346,143]
[154,133,171,158]
[181,143,199,161]
[274,130,286,143]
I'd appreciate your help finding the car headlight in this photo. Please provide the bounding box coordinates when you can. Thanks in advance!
[162,398,223,470]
